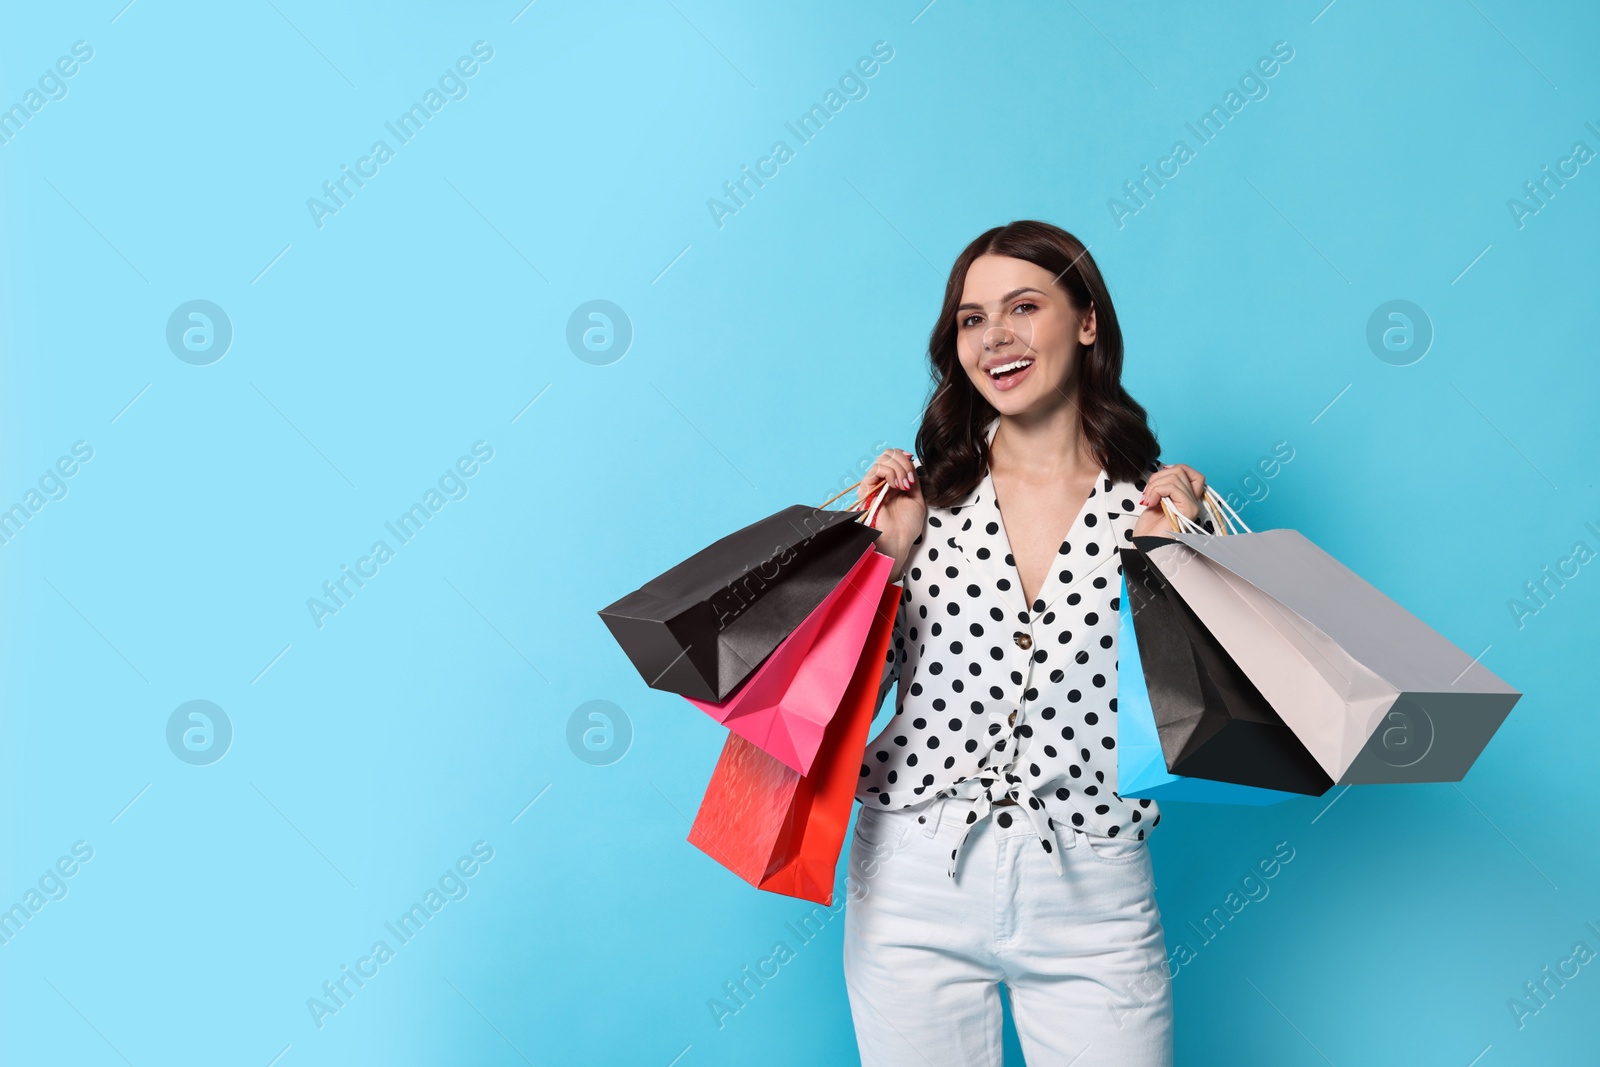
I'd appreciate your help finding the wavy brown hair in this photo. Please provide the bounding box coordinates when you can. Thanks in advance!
[913,220,1161,507]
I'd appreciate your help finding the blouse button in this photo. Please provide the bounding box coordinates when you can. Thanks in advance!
[1014,631,1032,650]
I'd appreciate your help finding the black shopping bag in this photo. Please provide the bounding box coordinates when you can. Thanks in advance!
[1123,540,1332,796]
[599,505,881,702]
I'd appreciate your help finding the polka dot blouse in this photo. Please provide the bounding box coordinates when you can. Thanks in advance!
[858,416,1215,878]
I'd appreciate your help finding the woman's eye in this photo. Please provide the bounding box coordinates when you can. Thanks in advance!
[961,314,982,328]
[1013,302,1036,314]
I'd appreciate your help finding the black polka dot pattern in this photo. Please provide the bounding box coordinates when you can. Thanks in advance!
[859,419,1212,876]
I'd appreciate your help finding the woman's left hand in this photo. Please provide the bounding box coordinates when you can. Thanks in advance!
[1132,463,1208,538]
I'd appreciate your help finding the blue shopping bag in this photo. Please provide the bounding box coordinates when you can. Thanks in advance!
[1116,572,1298,805]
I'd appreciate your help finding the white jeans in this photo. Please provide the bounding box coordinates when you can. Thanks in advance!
[842,798,1173,1066]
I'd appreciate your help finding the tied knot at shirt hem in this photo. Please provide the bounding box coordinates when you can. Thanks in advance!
[928,780,1069,878]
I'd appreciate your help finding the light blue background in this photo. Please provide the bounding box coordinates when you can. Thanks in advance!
[2,1,1596,1064]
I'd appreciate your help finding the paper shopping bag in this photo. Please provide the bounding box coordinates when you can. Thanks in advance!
[686,539,889,775]
[598,504,881,702]
[1145,501,1520,784]
[1116,556,1325,802]
[688,564,900,905]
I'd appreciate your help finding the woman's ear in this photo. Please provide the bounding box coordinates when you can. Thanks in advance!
[1078,303,1097,346]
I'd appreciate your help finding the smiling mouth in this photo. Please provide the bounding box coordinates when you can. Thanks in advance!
[986,357,1034,380]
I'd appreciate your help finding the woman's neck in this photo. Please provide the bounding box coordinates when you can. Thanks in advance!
[990,400,1096,481]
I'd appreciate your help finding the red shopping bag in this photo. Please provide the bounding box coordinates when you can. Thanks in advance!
[685,540,883,775]
[687,558,900,905]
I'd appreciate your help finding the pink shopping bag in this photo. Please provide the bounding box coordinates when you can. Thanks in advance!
[685,538,893,776]
[688,570,901,904]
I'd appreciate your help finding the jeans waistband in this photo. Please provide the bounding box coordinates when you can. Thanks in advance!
[909,792,1079,849]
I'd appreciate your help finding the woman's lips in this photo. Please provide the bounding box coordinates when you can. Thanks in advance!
[987,359,1034,392]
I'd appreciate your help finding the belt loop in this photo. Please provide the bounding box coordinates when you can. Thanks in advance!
[921,795,949,837]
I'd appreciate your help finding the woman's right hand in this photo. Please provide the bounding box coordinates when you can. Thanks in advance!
[857,448,926,583]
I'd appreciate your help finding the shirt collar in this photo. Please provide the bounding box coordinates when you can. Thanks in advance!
[932,416,1145,619]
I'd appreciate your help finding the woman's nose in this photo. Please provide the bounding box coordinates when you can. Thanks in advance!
[982,325,1011,349]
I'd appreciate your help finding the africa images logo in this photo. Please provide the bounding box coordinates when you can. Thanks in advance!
[306,442,494,629]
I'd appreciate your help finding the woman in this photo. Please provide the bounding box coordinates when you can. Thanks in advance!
[843,220,1213,1067]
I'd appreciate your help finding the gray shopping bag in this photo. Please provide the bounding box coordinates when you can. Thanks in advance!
[1140,490,1520,784]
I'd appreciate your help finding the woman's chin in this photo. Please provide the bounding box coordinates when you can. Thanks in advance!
[984,382,1049,416]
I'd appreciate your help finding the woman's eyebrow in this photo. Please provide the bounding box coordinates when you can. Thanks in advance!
[956,286,1047,312]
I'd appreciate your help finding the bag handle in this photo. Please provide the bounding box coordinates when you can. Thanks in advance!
[817,481,860,509]
[1158,485,1253,536]
[819,477,893,530]
[1204,486,1253,534]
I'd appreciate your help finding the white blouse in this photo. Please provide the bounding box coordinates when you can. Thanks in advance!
[858,416,1214,878]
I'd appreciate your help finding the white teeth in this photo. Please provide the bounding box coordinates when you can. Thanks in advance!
[987,358,1034,377]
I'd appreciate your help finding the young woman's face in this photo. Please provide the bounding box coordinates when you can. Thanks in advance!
[955,253,1095,417]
